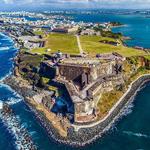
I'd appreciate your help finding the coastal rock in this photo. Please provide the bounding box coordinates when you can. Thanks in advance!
[3,74,150,147]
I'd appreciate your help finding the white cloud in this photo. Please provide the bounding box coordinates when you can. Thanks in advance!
[3,0,14,4]
[2,0,150,8]
[3,0,34,4]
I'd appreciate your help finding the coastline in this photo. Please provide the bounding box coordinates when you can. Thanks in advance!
[1,11,150,150]
[0,31,21,82]
[1,32,150,147]
[0,33,38,150]
[3,74,150,147]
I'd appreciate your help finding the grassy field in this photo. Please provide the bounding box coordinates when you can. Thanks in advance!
[31,33,79,55]
[33,30,45,35]
[97,67,150,119]
[144,55,150,60]
[80,35,147,57]
[31,33,148,57]
[98,90,124,117]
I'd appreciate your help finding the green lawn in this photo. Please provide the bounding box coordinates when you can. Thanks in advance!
[31,33,148,57]
[33,30,45,35]
[144,55,150,60]
[80,35,147,57]
[31,33,79,55]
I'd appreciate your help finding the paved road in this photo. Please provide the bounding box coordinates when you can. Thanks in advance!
[76,35,84,54]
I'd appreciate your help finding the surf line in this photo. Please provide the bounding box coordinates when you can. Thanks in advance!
[0,102,37,150]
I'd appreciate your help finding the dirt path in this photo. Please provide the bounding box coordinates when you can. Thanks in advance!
[76,35,84,54]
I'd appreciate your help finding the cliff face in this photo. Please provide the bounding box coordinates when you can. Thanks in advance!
[139,56,150,68]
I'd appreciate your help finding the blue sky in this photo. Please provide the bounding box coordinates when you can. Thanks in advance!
[1,0,150,10]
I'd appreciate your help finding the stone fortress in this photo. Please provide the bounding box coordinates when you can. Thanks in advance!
[40,52,126,124]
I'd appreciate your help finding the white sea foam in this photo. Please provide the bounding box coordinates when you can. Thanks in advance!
[0,112,37,150]
[30,131,37,136]
[0,100,3,109]
[0,84,23,106]
[0,33,12,41]
[0,53,16,82]
[0,83,19,95]
[0,46,11,51]
[22,122,28,128]
[7,97,22,105]
[123,131,150,138]
[1,39,10,42]
[119,100,134,117]
[24,107,33,113]
[107,100,135,132]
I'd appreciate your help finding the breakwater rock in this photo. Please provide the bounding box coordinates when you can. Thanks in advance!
[3,75,150,147]
[0,103,37,150]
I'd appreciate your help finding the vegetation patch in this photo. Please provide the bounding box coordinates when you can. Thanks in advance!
[31,33,79,55]
[97,56,150,119]
[17,52,44,86]
[80,35,148,57]
[18,53,43,67]
[101,30,122,39]
[98,90,124,117]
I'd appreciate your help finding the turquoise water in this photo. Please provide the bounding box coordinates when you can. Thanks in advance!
[72,13,150,48]
[1,13,150,150]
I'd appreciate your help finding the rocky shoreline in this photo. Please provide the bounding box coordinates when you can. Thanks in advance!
[1,28,150,147]
[0,103,37,150]
[3,74,150,147]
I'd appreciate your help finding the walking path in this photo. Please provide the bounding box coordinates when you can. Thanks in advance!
[76,35,84,54]
[72,74,150,131]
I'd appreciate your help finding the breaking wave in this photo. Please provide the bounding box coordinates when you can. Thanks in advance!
[119,100,134,118]
[0,33,13,42]
[0,84,23,105]
[108,99,135,132]
[6,97,22,106]
[0,69,12,81]
[123,131,150,138]
[109,81,150,132]
[0,107,37,150]
[0,46,11,51]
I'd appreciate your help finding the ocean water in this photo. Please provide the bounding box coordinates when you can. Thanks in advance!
[72,13,150,48]
[0,34,54,150]
[1,13,150,150]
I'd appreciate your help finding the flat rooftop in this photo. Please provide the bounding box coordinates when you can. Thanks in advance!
[18,36,43,42]
[60,58,106,66]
